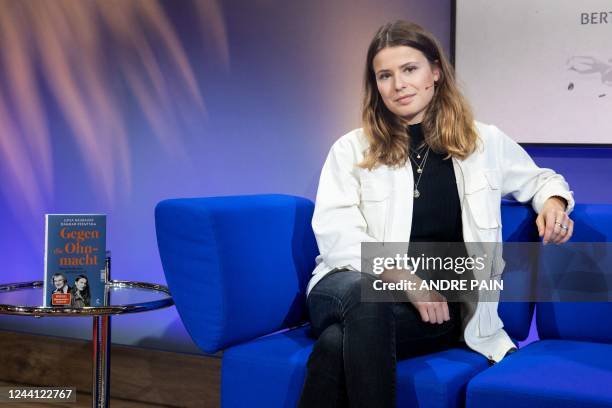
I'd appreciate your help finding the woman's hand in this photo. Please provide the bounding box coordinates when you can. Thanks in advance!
[408,288,450,324]
[536,196,573,244]
[402,275,450,324]
[381,267,450,324]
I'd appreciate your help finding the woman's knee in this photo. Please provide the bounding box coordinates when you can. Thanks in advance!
[344,300,394,325]
[310,271,395,325]
[310,323,344,365]
[310,271,364,312]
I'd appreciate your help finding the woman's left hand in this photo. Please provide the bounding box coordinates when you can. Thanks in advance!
[536,196,573,244]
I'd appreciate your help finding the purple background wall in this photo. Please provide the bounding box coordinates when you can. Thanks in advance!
[0,0,609,354]
[0,0,452,353]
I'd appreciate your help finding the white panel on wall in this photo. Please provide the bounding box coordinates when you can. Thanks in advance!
[456,0,612,144]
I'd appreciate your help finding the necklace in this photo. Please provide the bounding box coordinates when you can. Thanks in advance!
[409,142,429,173]
[411,142,428,159]
[409,148,429,167]
[410,147,430,198]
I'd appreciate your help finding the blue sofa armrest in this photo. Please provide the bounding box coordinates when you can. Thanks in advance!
[155,194,318,354]
[497,200,539,341]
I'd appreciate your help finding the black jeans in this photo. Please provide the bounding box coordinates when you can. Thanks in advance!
[298,269,462,408]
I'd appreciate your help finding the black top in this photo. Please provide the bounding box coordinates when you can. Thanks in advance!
[407,122,463,243]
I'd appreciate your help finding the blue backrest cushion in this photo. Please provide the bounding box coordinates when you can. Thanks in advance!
[536,204,612,343]
[155,194,318,354]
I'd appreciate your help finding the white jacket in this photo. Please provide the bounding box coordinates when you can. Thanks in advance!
[307,120,575,363]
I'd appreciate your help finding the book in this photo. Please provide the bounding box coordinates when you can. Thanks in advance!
[44,215,107,307]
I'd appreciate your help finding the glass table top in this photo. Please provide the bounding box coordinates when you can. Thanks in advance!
[0,280,174,316]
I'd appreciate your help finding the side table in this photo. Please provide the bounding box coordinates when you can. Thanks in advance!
[0,279,174,407]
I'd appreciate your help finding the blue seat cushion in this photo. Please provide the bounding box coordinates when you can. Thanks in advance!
[466,340,612,408]
[222,325,489,408]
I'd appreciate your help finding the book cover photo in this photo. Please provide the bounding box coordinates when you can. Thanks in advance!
[43,215,107,307]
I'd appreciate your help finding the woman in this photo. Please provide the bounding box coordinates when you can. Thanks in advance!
[70,275,91,307]
[298,20,574,408]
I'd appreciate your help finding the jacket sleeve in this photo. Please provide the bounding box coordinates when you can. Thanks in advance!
[493,125,575,215]
[312,136,378,272]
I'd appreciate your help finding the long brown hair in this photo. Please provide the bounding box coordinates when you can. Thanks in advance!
[360,20,478,170]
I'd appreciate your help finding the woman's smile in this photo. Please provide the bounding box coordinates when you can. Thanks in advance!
[396,94,416,104]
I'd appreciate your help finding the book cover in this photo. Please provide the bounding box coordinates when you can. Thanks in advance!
[43,215,107,307]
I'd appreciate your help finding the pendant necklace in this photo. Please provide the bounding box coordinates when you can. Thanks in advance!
[410,147,430,198]
[413,143,428,160]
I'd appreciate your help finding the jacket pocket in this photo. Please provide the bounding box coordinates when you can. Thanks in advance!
[360,179,392,201]
[359,179,391,240]
[484,169,501,190]
[465,170,501,229]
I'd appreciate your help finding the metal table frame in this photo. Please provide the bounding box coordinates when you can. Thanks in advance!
[0,279,174,407]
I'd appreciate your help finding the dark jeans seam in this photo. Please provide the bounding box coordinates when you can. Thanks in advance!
[309,290,344,308]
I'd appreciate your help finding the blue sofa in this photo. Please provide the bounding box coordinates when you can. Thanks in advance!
[155,195,612,408]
